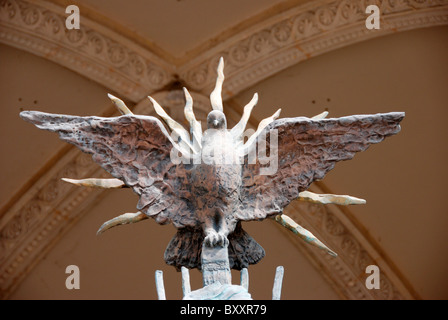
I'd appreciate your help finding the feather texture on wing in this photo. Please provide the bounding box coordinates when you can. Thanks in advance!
[20,111,198,228]
[237,112,404,221]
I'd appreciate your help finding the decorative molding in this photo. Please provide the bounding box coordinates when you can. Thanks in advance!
[0,93,208,299]
[1,0,443,299]
[0,148,107,298]
[179,0,448,98]
[278,183,415,299]
[148,90,211,124]
[1,0,446,102]
[0,0,174,102]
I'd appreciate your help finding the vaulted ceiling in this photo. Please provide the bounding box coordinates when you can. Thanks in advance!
[1,0,447,300]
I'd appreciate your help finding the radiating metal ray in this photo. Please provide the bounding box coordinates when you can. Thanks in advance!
[274,214,337,257]
[107,93,133,115]
[298,191,366,205]
[311,111,329,120]
[242,108,281,152]
[148,96,197,154]
[183,87,202,150]
[210,57,224,112]
[62,177,126,188]
[97,211,148,235]
[230,93,258,141]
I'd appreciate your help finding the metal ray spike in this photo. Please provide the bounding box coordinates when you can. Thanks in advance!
[97,211,148,235]
[183,87,202,150]
[311,111,329,120]
[274,214,337,257]
[62,177,126,189]
[230,92,258,141]
[210,57,224,112]
[107,93,133,115]
[243,108,281,151]
[148,96,197,154]
[298,191,366,205]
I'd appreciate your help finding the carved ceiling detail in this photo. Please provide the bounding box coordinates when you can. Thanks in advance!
[0,149,107,298]
[280,183,416,299]
[0,0,443,299]
[179,0,448,98]
[0,0,174,102]
[1,0,447,102]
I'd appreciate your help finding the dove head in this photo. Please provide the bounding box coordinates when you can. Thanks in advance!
[207,110,227,130]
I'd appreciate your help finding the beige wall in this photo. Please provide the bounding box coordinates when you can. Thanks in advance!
[1,0,447,300]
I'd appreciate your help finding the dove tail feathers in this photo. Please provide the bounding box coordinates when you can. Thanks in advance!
[164,223,265,271]
[228,223,265,270]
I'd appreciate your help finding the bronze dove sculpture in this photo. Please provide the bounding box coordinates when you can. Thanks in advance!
[20,57,404,272]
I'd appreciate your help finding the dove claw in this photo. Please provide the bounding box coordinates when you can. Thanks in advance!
[204,231,229,248]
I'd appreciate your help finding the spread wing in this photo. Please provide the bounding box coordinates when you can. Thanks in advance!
[237,112,404,221]
[20,111,197,228]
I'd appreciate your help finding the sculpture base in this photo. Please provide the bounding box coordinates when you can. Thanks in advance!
[155,243,284,300]
[201,242,232,286]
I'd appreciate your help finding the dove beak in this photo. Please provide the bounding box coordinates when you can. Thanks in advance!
[213,120,219,127]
